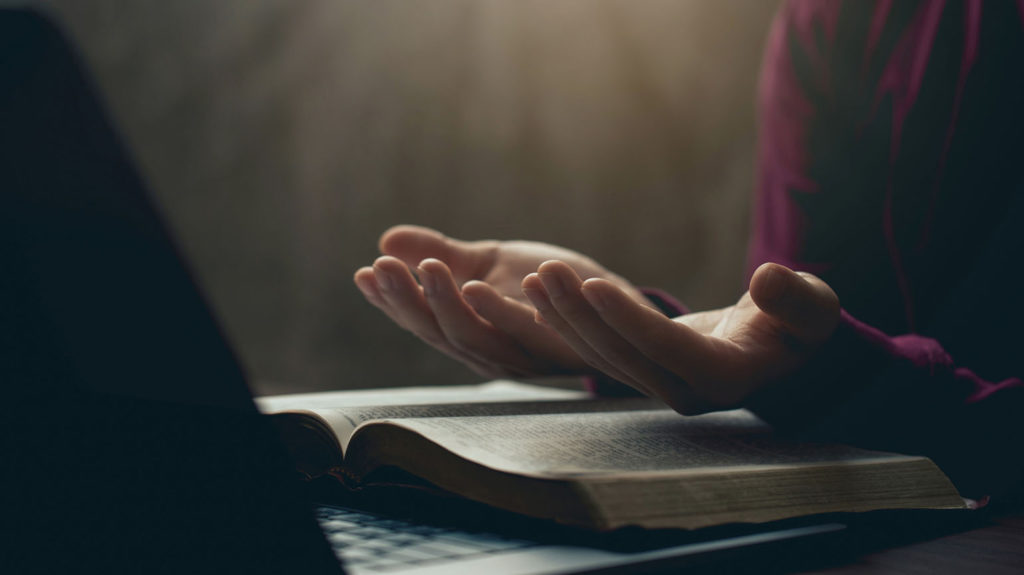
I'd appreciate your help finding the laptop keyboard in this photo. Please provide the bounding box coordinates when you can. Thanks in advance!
[316,505,539,572]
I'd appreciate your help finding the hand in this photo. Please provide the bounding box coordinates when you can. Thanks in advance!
[353,225,656,378]
[521,261,840,414]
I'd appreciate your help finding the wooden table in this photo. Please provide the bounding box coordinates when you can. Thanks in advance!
[797,514,1024,575]
[705,506,1024,575]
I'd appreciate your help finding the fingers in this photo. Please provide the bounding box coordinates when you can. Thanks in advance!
[379,225,497,282]
[378,225,454,265]
[523,260,754,413]
[748,263,840,344]
[416,258,537,376]
[579,277,723,381]
[462,280,584,372]
[524,261,699,407]
[578,276,733,410]
[354,266,408,327]
[355,255,572,378]
[370,256,442,340]
[521,272,646,392]
[355,256,499,377]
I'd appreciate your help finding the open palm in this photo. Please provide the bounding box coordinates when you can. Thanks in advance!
[522,261,841,414]
[354,225,653,378]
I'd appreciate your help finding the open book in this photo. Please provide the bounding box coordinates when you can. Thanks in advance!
[256,381,966,531]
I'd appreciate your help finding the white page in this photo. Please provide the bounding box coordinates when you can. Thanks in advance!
[324,397,663,451]
[257,380,593,452]
[372,409,906,478]
[256,380,585,413]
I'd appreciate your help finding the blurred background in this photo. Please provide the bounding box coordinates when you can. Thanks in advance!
[35,0,780,395]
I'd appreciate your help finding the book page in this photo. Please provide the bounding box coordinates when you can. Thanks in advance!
[327,397,664,451]
[257,381,646,452]
[371,409,911,478]
[255,380,584,412]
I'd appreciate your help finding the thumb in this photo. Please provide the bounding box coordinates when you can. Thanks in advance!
[378,225,495,281]
[748,262,840,345]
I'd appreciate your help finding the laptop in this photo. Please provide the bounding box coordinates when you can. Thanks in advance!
[0,8,843,574]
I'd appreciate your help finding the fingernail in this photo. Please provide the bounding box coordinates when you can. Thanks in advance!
[582,287,607,311]
[418,267,438,297]
[376,269,395,291]
[538,272,565,298]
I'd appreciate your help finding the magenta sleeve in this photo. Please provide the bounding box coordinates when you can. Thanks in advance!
[746,310,1024,500]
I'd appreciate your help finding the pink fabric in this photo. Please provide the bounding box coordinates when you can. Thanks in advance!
[746,0,1024,498]
[592,1,1024,498]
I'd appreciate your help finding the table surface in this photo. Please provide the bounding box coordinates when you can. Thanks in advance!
[641,510,1024,575]
[798,514,1024,575]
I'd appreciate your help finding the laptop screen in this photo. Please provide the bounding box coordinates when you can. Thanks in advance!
[1,9,343,573]
[0,13,252,410]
